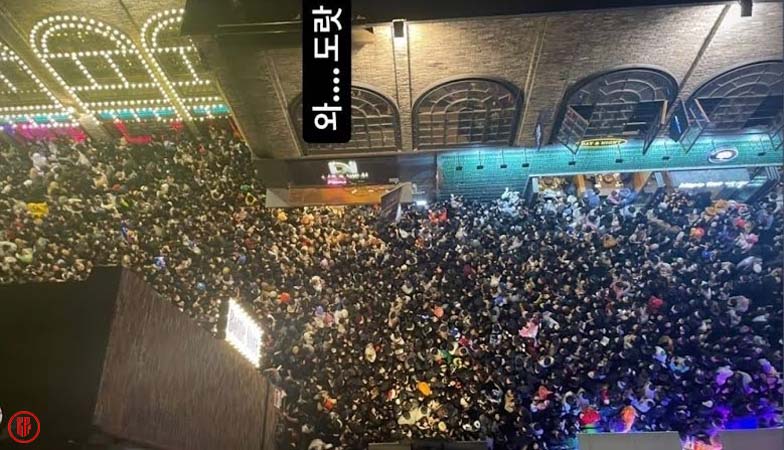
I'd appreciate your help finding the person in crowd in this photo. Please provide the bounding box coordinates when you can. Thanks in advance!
[0,133,781,450]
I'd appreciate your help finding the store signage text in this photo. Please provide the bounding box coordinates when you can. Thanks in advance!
[323,160,369,185]
[580,138,627,147]
[678,180,749,189]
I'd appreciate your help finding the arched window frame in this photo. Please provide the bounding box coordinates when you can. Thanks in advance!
[412,77,523,150]
[551,67,678,153]
[686,60,784,133]
[293,85,401,154]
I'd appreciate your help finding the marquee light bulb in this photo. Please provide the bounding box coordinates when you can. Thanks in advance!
[0,42,75,127]
[30,14,186,123]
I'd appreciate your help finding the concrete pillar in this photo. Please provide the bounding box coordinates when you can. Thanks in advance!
[573,175,586,195]
[632,172,651,191]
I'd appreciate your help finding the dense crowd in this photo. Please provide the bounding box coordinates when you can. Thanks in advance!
[0,134,782,450]
[0,130,255,326]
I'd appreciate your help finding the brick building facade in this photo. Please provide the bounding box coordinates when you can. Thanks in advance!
[197,1,782,158]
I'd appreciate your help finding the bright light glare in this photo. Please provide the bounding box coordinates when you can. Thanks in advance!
[225,299,262,367]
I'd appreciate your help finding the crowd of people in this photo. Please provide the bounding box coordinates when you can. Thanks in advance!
[0,132,781,450]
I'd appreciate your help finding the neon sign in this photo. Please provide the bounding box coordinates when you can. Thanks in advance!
[708,147,738,164]
[322,160,369,185]
[579,138,627,147]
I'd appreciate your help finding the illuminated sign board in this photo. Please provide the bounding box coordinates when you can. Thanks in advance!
[580,138,626,147]
[678,180,749,189]
[322,160,369,185]
[708,147,738,164]
[224,299,262,367]
[579,138,627,147]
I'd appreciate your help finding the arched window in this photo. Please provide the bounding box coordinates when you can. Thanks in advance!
[413,78,522,149]
[30,15,177,123]
[294,86,401,154]
[553,68,678,152]
[687,61,783,132]
[0,41,74,128]
[141,9,229,120]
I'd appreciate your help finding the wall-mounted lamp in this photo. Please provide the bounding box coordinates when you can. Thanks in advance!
[392,19,406,40]
[739,0,752,17]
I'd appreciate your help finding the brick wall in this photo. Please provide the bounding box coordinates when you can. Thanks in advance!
[196,39,300,158]
[679,2,784,100]
[519,4,725,146]
[198,2,782,158]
